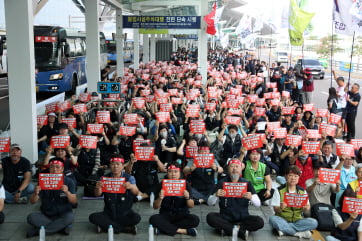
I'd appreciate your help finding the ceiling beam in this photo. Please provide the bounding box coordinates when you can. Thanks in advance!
[132,0,201,9]
[101,0,122,9]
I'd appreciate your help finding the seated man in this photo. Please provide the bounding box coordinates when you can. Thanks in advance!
[89,156,141,234]
[269,165,318,239]
[26,159,77,237]
[1,144,34,203]
[183,143,223,205]
[206,159,264,240]
[0,184,4,224]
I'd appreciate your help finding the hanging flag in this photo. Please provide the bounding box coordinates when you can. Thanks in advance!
[333,0,355,35]
[235,14,254,46]
[204,2,217,35]
[350,0,362,33]
[288,0,315,46]
[214,6,224,37]
[253,16,264,32]
[220,32,229,49]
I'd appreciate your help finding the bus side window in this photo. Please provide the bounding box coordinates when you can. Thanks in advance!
[75,38,83,56]
[67,38,76,57]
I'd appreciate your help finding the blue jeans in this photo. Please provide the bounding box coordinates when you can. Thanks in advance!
[269,215,318,235]
[5,183,34,203]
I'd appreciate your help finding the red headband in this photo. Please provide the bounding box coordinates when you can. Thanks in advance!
[228,159,242,166]
[250,149,259,153]
[199,147,210,151]
[111,157,124,163]
[168,165,180,171]
[50,160,64,167]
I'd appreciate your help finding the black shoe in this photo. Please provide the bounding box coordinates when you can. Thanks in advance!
[186,228,198,236]
[62,225,72,235]
[26,228,39,238]
[123,226,137,235]
[238,227,248,240]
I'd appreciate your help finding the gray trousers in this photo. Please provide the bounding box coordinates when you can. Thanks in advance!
[303,91,312,104]
[27,211,74,233]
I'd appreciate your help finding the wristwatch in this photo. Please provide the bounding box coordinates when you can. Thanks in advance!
[17,190,21,194]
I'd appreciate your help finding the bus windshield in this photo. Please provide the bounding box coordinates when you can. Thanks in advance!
[34,42,60,70]
[106,40,116,54]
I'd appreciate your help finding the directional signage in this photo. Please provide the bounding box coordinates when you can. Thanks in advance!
[123,16,201,29]
[97,82,120,94]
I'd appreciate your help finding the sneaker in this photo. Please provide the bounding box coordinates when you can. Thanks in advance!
[26,228,39,238]
[123,226,137,235]
[238,227,248,240]
[277,230,284,237]
[136,195,143,201]
[62,225,72,235]
[207,195,218,206]
[154,227,160,235]
[18,197,28,204]
[220,229,225,237]
[97,226,102,233]
[186,228,198,236]
[294,231,311,239]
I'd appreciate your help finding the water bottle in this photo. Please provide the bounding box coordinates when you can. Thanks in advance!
[150,192,155,208]
[39,226,45,241]
[232,225,239,241]
[108,225,114,241]
[148,224,154,241]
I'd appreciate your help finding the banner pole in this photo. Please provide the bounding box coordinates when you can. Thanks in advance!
[348,31,356,88]
[330,23,334,87]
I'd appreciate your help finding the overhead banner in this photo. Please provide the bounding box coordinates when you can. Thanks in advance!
[123,16,201,29]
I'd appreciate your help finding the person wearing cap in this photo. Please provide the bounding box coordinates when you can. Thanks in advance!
[344,83,361,139]
[26,159,77,237]
[243,149,274,203]
[206,158,264,239]
[269,165,318,239]
[183,142,223,205]
[0,144,34,204]
[89,155,141,234]
[301,68,314,104]
[149,162,200,237]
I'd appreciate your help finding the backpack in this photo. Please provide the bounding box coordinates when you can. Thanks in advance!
[311,203,334,231]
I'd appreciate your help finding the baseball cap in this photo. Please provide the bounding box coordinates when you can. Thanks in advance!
[48,112,57,117]
[58,123,69,129]
[10,143,21,151]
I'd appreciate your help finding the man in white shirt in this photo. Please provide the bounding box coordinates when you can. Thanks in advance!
[0,184,5,223]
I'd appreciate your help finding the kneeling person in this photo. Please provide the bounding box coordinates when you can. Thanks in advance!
[89,156,141,234]
[26,159,77,237]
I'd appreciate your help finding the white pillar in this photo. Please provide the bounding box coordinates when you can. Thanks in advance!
[198,0,208,85]
[143,34,150,64]
[150,34,156,61]
[116,8,124,77]
[84,0,100,93]
[133,11,140,69]
[4,0,37,162]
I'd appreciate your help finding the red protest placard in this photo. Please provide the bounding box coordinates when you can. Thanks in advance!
[87,124,104,134]
[282,91,290,98]
[274,128,287,138]
[39,173,64,190]
[281,106,295,115]
[104,98,116,107]
[101,177,126,194]
[224,116,241,125]
[73,103,87,114]
[270,98,281,106]
[286,135,302,146]
[168,89,179,96]
[0,137,10,152]
[342,197,362,214]
[96,111,110,124]
[162,179,186,197]
[256,98,266,107]
[254,107,266,116]
[45,102,58,113]
[172,97,182,105]
[205,102,217,111]
[298,126,308,139]
[119,126,137,136]
[223,182,248,197]
[146,95,155,102]
[307,129,321,139]
[228,109,243,116]
[160,103,173,112]
[132,97,146,109]
[155,112,171,123]
[316,108,329,118]
[50,135,70,149]
[319,123,337,137]
[247,94,258,103]
[284,193,309,208]
[78,93,91,102]
[329,113,342,125]
[208,90,219,99]
[186,106,200,118]
[230,87,242,96]
[237,96,245,105]
[318,168,341,184]
[62,118,76,128]
[267,122,281,132]
[227,98,240,108]
[190,120,206,134]
[193,154,214,168]
[303,104,314,112]
[264,92,273,99]
[141,89,151,97]
[351,139,362,150]
[336,143,355,157]
[186,146,198,158]
[132,139,151,152]
[266,82,277,88]
[57,100,71,112]
[79,135,98,149]
[37,115,48,126]
[124,113,138,125]
[242,135,264,150]
[134,146,155,160]
[302,141,320,154]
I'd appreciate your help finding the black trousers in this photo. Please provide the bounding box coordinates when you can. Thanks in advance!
[89,210,141,233]
[257,188,275,203]
[149,213,200,236]
[0,211,4,224]
[206,212,264,236]
[346,112,357,138]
